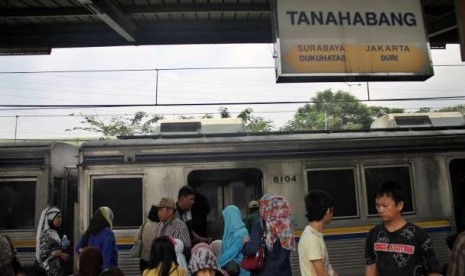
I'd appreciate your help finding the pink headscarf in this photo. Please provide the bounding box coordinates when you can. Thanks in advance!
[259,194,295,251]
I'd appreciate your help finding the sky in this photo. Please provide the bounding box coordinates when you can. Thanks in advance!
[0,43,464,140]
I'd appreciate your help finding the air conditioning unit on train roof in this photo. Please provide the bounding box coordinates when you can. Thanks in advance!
[154,118,246,135]
[370,112,465,129]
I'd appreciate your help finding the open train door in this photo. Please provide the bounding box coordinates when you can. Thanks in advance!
[188,168,263,240]
[450,158,465,233]
[51,167,78,274]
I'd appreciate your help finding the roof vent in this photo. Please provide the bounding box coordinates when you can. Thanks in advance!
[371,112,465,129]
[155,118,245,135]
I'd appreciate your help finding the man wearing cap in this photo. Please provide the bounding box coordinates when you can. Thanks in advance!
[156,197,192,255]
[244,200,260,233]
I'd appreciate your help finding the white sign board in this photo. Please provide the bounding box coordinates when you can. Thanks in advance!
[274,0,434,82]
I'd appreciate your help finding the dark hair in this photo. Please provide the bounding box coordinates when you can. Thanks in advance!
[147,205,159,222]
[148,236,179,276]
[178,185,195,200]
[304,190,334,222]
[78,246,102,276]
[446,233,459,250]
[80,209,111,248]
[376,181,405,204]
[99,267,124,276]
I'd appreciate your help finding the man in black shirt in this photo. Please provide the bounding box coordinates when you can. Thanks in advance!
[175,185,211,245]
[365,181,441,276]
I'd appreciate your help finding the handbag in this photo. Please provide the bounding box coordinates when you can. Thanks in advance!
[130,223,145,258]
[240,220,266,272]
[223,260,240,276]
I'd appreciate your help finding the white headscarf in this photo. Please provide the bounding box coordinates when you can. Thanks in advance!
[174,238,188,271]
[35,206,60,262]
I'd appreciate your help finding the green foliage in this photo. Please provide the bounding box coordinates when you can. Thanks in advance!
[68,111,164,137]
[415,105,465,113]
[237,108,274,132]
[368,106,405,118]
[435,104,465,113]
[219,107,231,118]
[415,107,432,113]
[281,89,373,131]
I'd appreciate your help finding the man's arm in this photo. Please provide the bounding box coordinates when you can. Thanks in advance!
[365,264,377,276]
[311,259,332,276]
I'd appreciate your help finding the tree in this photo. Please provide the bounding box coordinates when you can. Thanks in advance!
[219,107,231,118]
[68,111,164,137]
[237,108,274,132]
[435,104,465,113]
[281,89,373,131]
[416,107,432,113]
[368,106,405,118]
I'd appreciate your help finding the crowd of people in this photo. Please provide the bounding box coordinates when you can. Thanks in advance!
[1,182,465,276]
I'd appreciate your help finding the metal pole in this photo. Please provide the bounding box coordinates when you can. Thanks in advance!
[14,115,18,142]
[155,69,159,105]
[324,110,328,130]
[367,82,371,101]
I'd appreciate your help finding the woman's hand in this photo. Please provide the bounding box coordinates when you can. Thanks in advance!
[55,251,70,261]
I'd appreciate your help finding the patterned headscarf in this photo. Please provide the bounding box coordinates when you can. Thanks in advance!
[259,194,295,251]
[188,243,223,275]
[35,206,61,262]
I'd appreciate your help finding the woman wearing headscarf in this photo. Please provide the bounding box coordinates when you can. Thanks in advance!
[217,205,250,276]
[174,238,188,271]
[135,205,160,272]
[36,206,69,275]
[0,234,15,276]
[76,206,117,270]
[242,194,295,276]
[142,236,187,276]
[188,243,224,276]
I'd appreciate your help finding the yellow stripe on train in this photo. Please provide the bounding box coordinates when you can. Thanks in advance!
[293,220,451,238]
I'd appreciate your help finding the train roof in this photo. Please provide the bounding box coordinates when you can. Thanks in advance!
[80,127,465,149]
[0,140,75,149]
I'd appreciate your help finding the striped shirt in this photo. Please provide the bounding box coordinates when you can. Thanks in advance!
[158,216,192,250]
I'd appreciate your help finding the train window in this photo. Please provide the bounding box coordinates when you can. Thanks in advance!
[91,177,143,229]
[0,179,36,230]
[364,165,415,216]
[306,168,358,218]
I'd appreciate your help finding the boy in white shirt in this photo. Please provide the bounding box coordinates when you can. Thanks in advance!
[298,190,337,276]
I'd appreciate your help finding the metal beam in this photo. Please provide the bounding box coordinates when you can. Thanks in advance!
[453,0,465,61]
[0,21,272,48]
[124,3,271,14]
[0,7,91,18]
[78,0,138,42]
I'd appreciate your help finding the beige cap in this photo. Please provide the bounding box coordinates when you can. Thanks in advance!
[248,200,259,209]
[156,197,176,209]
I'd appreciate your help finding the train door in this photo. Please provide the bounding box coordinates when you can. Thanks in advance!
[50,168,78,274]
[450,158,465,233]
[188,168,263,240]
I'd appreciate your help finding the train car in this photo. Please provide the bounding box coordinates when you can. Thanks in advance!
[0,141,78,271]
[77,117,465,275]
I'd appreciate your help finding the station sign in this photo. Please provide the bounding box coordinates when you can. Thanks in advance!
[274,0,434,82]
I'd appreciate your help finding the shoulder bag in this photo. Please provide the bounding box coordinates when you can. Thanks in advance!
[130,223,145,258]
[240,219,266,273]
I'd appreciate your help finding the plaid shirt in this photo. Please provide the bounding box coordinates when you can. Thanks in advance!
[158,216,192,250]
[448,231,465,276]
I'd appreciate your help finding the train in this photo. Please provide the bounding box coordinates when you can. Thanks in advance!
[1,113,465,275]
